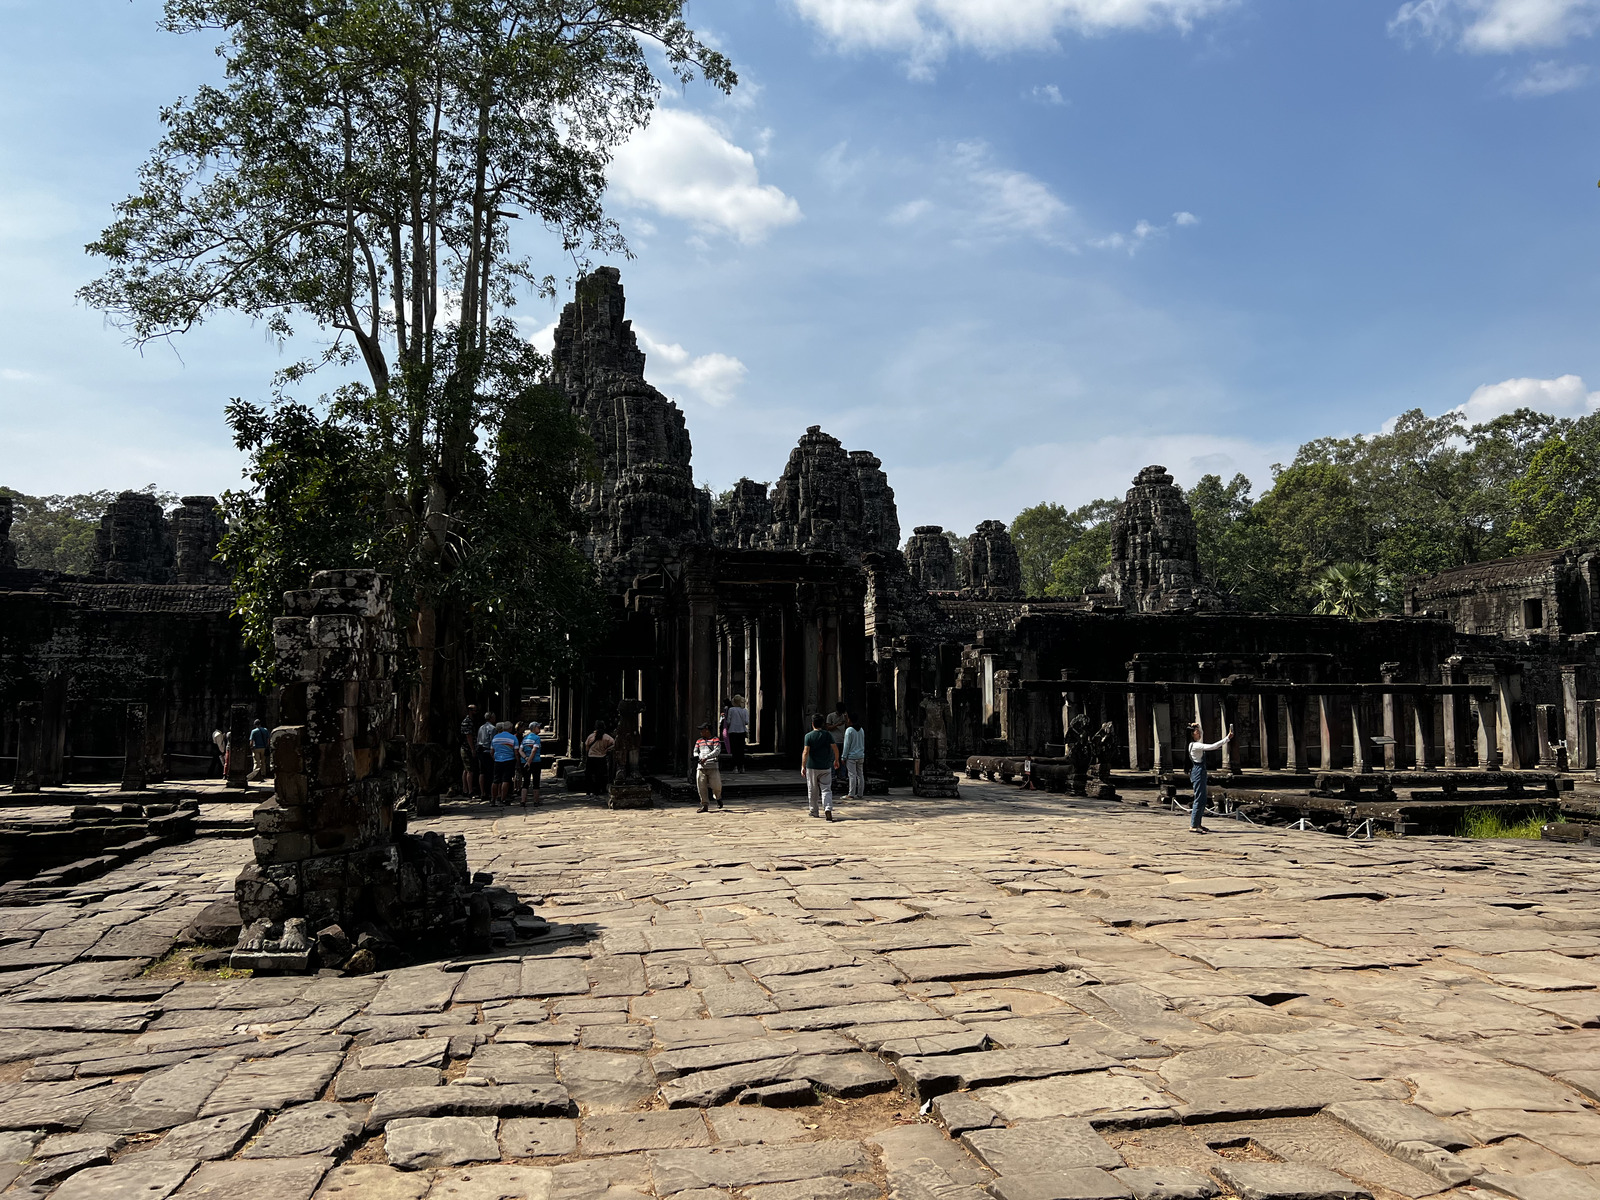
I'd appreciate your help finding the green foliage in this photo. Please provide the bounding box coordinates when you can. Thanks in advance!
[1010,502,1072,596]
[0,486,176,575]
[1507,430,1600,553]
[1457,805,1557,839]
[1186,473,1291,611]
[1309,561,1387,620]
[944,529,970,588]
[1045,500,1120,598]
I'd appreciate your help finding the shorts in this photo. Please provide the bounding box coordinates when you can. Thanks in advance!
[493,759,516,784]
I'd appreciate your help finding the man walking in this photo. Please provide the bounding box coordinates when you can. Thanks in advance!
[459,704,480,798]
[491,721,519,806]
[694,721,724,812]
[1187,721,1234,834]
[842,712,865,802]
[476,712,498,802]
[247,717,270,782]
[520,722,543,807]
[802,712,840,821]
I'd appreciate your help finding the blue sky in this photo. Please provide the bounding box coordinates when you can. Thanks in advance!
[4,0,1600,535]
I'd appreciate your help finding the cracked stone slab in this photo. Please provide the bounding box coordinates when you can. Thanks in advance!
[370,969,459,1016]
[425,1164,554,1198]
[132,1110,265,1162]
[49,1159,198,1200]
[241,1102,362,1159]
[172,1156,331,1199]
[962,1118,1125,1175]
[311,1164,432,1199]
[647,1140,872,1193]
[499,1117,577,1158]
[367,1083,569,1128]
[580,1111,710,1155]
[1114,1166,1220,1200]
[198,1053,343,1117]
[974,1072,1172,1122]
[991,1169,1134,1200]
[1212,1163,1373,1200]
[896,1045,1116,1099]
[357,1037,450,1070]
[1322,1101,1472,1152]
[555,1049,655,1112]
[385,1116,500,1169]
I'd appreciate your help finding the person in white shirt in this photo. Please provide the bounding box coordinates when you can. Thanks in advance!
[724,695,750,773]
[1187,721,1233,833]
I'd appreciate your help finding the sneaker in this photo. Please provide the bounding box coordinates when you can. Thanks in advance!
[809,809,819,818]
[1189,826,1207,834]
[825,810,834,822]
[717,800,724,810]
[697,805,708,813]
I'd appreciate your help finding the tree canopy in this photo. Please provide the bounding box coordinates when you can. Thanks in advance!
[81,0,735,745]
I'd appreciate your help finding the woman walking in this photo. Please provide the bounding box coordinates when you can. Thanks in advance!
[1187,721,1234,834]
[584,722,614,796]
[725,695,750,772]
[842,712,865,801]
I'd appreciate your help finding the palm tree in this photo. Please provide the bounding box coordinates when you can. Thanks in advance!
[1311,562,1385,619]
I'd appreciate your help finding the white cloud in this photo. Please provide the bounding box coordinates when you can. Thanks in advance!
[953,143,1073,241]
[1030,83,1066,104]
[1093,211,1199,253]
[793,0,1234,73]
[609,109,802,244]
[1505,58,1590,92]
[1390,0,1600,52]
[635,328,748,407]
[1456,373,1600,422]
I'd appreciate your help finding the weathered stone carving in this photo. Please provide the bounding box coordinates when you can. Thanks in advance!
[965,520,1022,597]
[769,426,868,554]
[906,526,958,592]
[172,496,228,584]
[712,478,774,550]
[553,268,703,578]
[233,569,539,971]
[850,451,901,555]
[607,698,652,809]
[91,491,174,583]
[1108,466,1225,612]
[912,694,961,797]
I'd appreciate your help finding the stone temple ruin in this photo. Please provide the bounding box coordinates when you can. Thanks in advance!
[7,264,1600,899]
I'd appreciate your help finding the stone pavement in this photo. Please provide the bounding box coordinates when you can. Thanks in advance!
[1,781,1599,1199]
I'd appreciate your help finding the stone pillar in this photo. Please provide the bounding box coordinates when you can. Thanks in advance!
[1257,694,1278,770]
[1496,665,1520,769]
[144,686,168,784]
[743,616,756,716]
[1380,663,1400,771]
[802,616,821,720]
[1561,665,1582,768]
[226,703,250,790]
[686,578,717,757]
[120,702,148,792]
[608,699,652,809]
[1285,696,1308,774]
[1472,687,1501,770]
[1412,693,1435,770]
[1127,678,1151,771]
[40,673,67,788]
[11,702,41,794]
[1349,695,1371,774]
[1218,694,1238,773]
[1151,700,1172,774]
[1581,699,1599,771]
[1537,704,1559,769]
[1318,694,1343,771]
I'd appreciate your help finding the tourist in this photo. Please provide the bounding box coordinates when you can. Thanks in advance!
[520,721,543,807]
[491,721,519,805]
[825,705,849,795]
[693,720,724,812]
[842,711,865,801]
[476,711,498,802]
[458,703,480,798]
[247,716,270,782]
[211,723,226,778]
[725,695,750,772]
[802,712,840,821]
[1187,721,1234,834]
[584,722,614,795]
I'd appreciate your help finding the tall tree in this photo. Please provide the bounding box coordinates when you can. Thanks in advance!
[81,0,734,751]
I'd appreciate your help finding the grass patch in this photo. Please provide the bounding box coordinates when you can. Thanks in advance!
[1455,804,1558,839]
[141,944,250,980]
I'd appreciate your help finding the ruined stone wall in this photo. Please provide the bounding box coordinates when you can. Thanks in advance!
[906,526,958,592]
[91,491,175,584]
[1406,550,1593,638]
[965,520,1022,597]
[234,570,483,967]
[1108,466,1225,612]
[712,478,775,550]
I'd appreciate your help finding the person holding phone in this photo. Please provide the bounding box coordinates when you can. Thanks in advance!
[1187,721,1234,834]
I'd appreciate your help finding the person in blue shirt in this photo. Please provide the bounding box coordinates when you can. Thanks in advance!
[248,718,270,782]
[519,723,543,808]
[490,721,519,806]
[841,712,866,802]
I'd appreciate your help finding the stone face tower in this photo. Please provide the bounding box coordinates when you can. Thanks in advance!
[552,268,703,575]
[91,492,174,583]
[965,520,1023,597]
[769,426,869,554]
[172,496,228,584]
[906,525,958,591]
[1108,465,1223,612]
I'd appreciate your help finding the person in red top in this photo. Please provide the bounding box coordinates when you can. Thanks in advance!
[693,721,724,813]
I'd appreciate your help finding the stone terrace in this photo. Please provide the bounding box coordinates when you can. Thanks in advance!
[1,782,1598,1199]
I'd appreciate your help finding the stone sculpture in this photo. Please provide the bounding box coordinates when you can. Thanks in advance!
[906,526,958,592]
[964,520,1023,597]
[912,694,961,798]
[172,495,229,584]
[91,491,174,583]
[1107,466,1227,612]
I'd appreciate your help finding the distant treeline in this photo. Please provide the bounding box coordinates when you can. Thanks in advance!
[1010,407,1600,615]
[0,486,176,576]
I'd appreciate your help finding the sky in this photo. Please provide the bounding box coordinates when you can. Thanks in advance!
[4,0,1600,535]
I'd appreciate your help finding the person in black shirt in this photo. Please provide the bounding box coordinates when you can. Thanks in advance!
[801,712,840,821]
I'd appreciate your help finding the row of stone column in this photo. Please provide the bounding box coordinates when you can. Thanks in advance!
[10,699,251,793]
